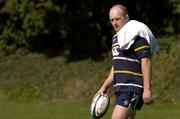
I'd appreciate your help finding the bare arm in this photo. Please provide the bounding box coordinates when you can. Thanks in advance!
[95,66,114,96]
[141,57,153,104]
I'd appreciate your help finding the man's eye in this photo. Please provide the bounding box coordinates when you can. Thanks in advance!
[110,19,114,22]
[116,18,121,21]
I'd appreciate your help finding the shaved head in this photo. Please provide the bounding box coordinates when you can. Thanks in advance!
[110,5,128,17]
[109,4,129,31]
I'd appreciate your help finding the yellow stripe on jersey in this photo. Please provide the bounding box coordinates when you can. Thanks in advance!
[114,70,143,76]
[134,45,150,52]
[112,43,119,47]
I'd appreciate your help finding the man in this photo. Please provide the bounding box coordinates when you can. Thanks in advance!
[94,4,157,119]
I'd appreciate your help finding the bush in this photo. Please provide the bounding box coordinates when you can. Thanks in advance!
[152,40,180,102]
[0,37,179,102]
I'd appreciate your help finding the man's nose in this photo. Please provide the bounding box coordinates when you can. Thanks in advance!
[113,20,117,25]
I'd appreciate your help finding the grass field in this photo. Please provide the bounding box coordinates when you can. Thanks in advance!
[0,100,179,119]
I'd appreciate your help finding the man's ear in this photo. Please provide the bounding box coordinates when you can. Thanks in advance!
[126,14,129,21]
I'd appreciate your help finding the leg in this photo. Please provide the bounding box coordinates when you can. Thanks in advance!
[127,109,136,119]
[111,105,136,119]
[111,105,129,119]
[113,91,142,119]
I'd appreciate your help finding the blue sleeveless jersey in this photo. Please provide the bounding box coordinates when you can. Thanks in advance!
[112,34,151,94]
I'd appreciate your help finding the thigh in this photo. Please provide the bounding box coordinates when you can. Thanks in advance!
[115,91,143,110]
[112,105,136,119]
[112,105,129,119]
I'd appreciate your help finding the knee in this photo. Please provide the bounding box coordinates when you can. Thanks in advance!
[127,113,135,119]
[127,117,135,119]
[127,114,135,119]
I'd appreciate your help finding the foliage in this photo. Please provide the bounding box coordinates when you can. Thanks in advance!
[0,36,179,102]
[152,40,180,102]
[0,53,111,101]
[0,0,179,102]
[0,0,61,56]
[0,0,179,58]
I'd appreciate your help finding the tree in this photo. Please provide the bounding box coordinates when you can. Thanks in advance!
[0,0,179,59]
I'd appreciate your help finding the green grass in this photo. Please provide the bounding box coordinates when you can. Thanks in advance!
[136,103,180,119]
[0,40,179,102]
[0,41,180,102]
[0,54,112,101]
[0,100,179,119]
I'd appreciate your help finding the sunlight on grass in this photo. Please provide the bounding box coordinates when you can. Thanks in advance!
[0,100,179,119]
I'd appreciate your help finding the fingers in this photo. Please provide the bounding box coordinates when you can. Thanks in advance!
[143,89,153,105]
[93,88,107,100]
[143,97,153,105]
[93,91,104,100]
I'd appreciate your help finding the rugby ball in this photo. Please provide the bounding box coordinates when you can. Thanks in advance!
[90,93,110,118]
